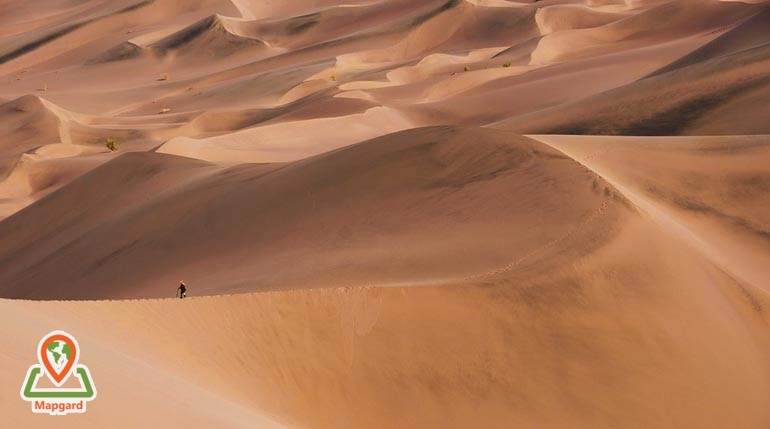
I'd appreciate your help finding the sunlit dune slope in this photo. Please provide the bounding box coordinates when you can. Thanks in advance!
[3,234,770,428]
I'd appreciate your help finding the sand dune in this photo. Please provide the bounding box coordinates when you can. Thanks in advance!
[4,133,770,428]
[497,21,770,134]
[532,134,770,293]
[648,6,770,76]
[1,126,623,298]
[0,94,183,218]
[534,4,631,36]
[4,0,762,144]
[0,95,89,217]
[2,0,770,427]
[3,205,770,427]
[530,0,760,65]
[157,106,414,162]
[148,15,274,60]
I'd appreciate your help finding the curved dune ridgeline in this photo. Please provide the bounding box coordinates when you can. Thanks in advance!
[3,262,770,428]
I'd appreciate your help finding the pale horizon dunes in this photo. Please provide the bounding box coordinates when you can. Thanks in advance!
[1,0,770,427]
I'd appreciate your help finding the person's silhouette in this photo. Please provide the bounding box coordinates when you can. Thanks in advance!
[177,281,187,299]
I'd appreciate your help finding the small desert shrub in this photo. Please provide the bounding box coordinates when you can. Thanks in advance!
[105,137,119,152]
[330,72,337,81]
[463,65,470,72]
[160,73,169,81]
[503,61,511,68]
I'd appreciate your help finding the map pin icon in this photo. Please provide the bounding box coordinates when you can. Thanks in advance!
[38,331,79,386]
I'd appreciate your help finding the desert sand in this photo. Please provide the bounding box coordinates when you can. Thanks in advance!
[1,0,769,427]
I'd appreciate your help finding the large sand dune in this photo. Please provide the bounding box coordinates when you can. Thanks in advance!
[0,127,623,298]
[3,205,770,427]
[1,0,769,427]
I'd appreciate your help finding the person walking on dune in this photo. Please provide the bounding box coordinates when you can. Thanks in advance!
[177,281,187,299]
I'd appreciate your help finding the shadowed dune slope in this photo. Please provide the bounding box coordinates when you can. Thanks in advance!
[531,134,770,293]
[647,6,770,77]
[0,94,61,155]
[148,14,272,59]
[496,37,770,135]
[0,0,241,67]
[0,126,624,299]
